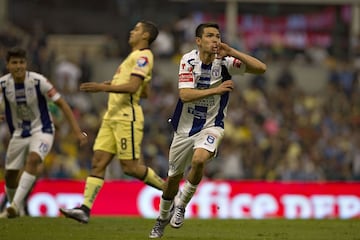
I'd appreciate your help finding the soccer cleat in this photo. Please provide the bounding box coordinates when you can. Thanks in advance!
[59,206,90,224]
[170,206,185,228]
[149,203,174,238]
[149,217,171,238]
[6,204,19,218]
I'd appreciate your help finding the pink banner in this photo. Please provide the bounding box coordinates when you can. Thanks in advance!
[1,180,359,219]
[203,6,341,50]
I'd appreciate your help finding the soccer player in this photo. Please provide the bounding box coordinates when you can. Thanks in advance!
[59,21,165,223]
[149,22,267,238]
[0,47,88,218]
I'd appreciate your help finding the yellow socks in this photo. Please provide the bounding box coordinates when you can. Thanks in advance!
[82,169,162,209]
[83,176,104,209]
[143,167,165,191]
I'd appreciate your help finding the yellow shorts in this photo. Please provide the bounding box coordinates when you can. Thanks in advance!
[93,119,143,160]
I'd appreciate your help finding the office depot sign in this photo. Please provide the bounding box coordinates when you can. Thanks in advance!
[0,180,359,219]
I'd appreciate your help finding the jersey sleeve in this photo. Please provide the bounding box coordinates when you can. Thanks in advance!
[178,54,195,89]
[40,77,61,102]
[224,56,246,75]
[131,50,153,81]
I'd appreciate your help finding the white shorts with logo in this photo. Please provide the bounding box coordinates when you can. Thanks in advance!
[5,132,54,170]
[168,127,224,177]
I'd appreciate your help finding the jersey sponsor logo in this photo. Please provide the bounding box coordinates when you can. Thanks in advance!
[188,107,207,119]
[187,58,196,67]
[194,97,215,107]
[47,88,57,98]
[137,56,149,67]
[233,59,242,68]
[182,63,193,72]
[179,73,194,83]
[17,103,35,121]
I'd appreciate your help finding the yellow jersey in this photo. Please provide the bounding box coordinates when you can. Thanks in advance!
[103,48,154,122]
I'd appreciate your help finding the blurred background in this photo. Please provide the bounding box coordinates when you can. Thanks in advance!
[1,0,360,182]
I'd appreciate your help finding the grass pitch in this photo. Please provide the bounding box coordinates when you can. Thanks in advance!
[0,217,359,240]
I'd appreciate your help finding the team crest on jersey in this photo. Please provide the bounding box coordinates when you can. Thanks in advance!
[27,87,34,97]
[212,67,221,77]
[137,56,149,67]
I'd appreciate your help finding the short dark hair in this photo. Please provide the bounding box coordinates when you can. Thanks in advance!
[140,20,159,45]
[6,47,27,62]
[195,23,220,38]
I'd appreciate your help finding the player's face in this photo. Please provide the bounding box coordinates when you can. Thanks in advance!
[129,22,145,46]
[7,57,27,82]
[197,27,221,54]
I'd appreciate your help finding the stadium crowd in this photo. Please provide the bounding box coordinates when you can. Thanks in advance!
[0,8,360,182]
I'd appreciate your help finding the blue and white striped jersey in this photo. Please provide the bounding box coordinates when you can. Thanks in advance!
[171,50,246,136]
[0,71,61,137]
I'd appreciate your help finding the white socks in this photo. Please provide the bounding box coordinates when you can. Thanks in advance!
[12,171,36,209]
[178,180,197,207]
[159,198,173,220]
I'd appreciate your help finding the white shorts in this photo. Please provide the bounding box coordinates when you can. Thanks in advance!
[168,127,224,177]
[5,132,54,170]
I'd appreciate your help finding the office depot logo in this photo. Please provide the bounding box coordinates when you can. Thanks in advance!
[4,180,360,219]
[138,182,360,219]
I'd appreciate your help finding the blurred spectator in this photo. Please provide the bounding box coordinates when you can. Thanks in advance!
[0,45,6,75]
[54,55,82,103]
[153,24,175,58]
[78,49,93,84]
[305,42,329,65]
[54,56,81,93]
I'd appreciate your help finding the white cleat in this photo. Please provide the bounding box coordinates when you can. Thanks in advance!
[59,207,89,224]
[149,217,171,238]
[149,203,175,238]
[170,206,185,228]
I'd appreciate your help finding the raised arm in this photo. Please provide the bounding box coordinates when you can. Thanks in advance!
[217,42,267,74]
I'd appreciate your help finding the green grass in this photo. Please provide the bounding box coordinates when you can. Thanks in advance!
[0,217,359,240]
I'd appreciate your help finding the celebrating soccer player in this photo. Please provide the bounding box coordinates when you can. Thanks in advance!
[149,22,267,238]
